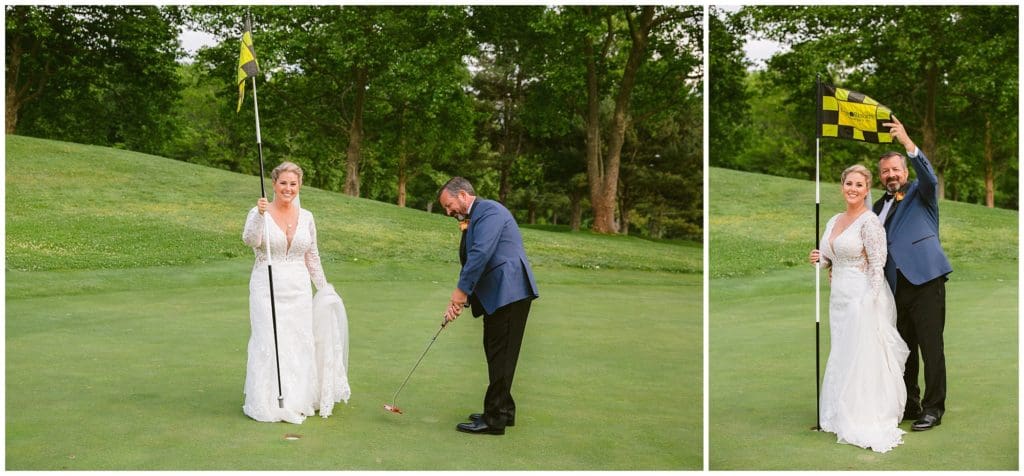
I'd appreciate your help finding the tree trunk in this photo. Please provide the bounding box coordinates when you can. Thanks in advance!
[6,57,50,135]
[499,155,511,205]
[397,106,408,208]
[936,173,945,203]
[344,67,368,197]
[5,16,24,134]
[6,83,19,134]
[618,181,631,236]
[648,210,663,239]
[498,103,510,204]
[922,62,942,199]
[397,152,407,208]
[984,114,995,208]
[585,7,655,234]
[5,36,42,135]
[570,193,582,231]
[583,36,609,232]
[5,8,55,135]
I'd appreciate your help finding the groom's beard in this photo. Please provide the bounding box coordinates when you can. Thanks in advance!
[885,181,901,193]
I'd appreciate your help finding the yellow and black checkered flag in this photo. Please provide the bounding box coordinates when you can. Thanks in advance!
[236,17,259,113]
[817,83,893,143]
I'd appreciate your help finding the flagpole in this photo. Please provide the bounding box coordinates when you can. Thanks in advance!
[813,74,822,431]
[244,12,284,410]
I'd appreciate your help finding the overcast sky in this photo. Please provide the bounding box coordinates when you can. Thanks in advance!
[714,5,788,70]
[179,28,219,59]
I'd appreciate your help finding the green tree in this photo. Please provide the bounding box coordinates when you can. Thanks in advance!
[538,5,702,234]
[6,5,183,153]
[369,7,476,207]
[468,6,549,204]
[175,6,705,232]
[189,6,476,203]
[708,7,752,168]
[163,62,239,171]
[944,7,1018,208]
[739,5,1018,207]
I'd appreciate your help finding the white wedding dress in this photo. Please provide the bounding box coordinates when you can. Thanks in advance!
[242,205,350,424]
[819,211,909,453]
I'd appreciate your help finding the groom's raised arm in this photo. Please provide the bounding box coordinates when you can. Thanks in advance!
[883,115,939,208]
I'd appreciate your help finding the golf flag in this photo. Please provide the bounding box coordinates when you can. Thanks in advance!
[236,18,259,112]
[818,83,893,143]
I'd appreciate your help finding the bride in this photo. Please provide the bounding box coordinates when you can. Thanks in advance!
[808,164,909,453]
[241,161,350,423]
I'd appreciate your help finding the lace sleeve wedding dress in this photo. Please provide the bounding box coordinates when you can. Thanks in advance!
[818,211,910,453]
[242,205,350,424]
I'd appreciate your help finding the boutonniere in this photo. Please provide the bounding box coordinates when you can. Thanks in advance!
[458,219,470,231]
[894,191,905,202]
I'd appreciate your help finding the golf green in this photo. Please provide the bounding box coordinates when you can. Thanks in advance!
[5,136,702,470]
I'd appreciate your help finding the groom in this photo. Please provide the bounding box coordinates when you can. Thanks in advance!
[871,116,952,431]
[438,177,539,436]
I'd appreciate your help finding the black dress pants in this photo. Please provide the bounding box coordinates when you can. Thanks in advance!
[895,271,947,416]
[481,298,531,429]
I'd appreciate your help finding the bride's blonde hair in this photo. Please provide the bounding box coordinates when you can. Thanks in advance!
[841,164,872,185]
[271,161,304,183]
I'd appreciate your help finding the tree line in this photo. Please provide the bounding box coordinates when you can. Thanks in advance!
[710,5,1018,210]
[6,5,703,239]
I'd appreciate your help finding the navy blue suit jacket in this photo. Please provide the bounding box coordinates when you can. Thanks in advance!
[872,149,953,291]
[458,198,539,317]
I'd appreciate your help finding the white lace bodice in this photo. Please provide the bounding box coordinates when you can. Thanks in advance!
[242,207,328,291]
[820,211,888,295]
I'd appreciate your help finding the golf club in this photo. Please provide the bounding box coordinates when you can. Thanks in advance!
[384,317,450,414]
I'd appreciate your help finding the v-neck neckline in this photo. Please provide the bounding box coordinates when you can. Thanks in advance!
[267,209,299,254]
[828,210,867,252]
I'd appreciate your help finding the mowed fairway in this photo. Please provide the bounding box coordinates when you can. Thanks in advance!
[709,167,1018,470]
[5,136,702,470]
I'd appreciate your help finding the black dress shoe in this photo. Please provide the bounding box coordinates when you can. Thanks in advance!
[468,412,515,427]
[912,413,941,431]
[902,409,922,421]
[456,419,504,435]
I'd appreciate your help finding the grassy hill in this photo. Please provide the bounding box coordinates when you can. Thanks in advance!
[709,166,1018,470]
[710,167,1018,279]
[5,136,701,470]
[5,135,699,276]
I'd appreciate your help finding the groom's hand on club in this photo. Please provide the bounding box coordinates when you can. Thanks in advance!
[445,288,469,322]
[444,302,459,322]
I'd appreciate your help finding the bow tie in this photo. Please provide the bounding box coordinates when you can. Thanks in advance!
[885,191,906,202]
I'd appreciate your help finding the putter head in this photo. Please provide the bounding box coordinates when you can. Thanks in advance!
[383,403,403,414]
